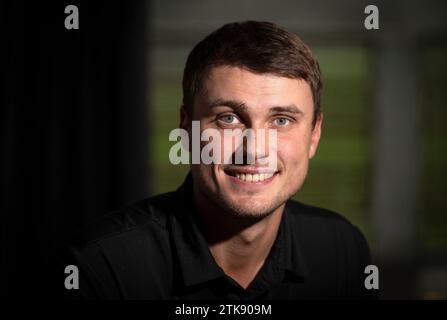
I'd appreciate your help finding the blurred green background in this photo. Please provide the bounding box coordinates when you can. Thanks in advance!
[422,48,447,252]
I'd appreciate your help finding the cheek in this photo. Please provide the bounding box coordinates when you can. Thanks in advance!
[192,163,213,179]
[277,132,311,162]
[192,164,219,194]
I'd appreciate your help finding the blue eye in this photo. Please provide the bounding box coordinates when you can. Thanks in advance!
[219,115,239,124]
[274,118,290,126]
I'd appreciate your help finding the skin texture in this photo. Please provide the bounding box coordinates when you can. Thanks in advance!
[180,66,322,288]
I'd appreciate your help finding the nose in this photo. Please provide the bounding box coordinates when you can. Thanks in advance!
[232,128,277,166]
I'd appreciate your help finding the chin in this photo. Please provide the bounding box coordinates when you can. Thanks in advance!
[218,194,285,220]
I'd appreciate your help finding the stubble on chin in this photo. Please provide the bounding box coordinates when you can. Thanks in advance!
[211,186,290,223]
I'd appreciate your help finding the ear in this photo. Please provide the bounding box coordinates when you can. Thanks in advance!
[309,113,323,159]
[180,105,193,153]
[180,105,190,132]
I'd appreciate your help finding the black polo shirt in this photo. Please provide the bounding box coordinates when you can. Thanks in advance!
[62,173,376,299]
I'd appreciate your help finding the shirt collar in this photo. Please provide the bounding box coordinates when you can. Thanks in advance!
[282,203,309,280]
[170,173,225,287]
[170,172,308,288]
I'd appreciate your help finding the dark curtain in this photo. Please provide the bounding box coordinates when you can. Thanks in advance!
[1,1,150,297]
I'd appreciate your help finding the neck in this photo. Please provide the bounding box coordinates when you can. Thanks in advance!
[193,185,284,289]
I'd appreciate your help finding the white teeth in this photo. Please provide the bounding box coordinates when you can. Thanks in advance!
[231,172,275,182]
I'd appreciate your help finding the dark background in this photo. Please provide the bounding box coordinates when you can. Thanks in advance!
[1,0,447,299]
[1,0,150,297]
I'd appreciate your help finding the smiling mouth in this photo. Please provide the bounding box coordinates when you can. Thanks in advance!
[224,170,278,183]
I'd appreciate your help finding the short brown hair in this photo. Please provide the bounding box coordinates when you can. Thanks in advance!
[182,21,322,125]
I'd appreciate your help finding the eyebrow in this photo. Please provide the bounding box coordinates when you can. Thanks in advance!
[268,105,303,115]
[208,99,248,112]
[208,98,304,115]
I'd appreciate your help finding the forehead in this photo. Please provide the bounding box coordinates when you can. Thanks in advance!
[198,66,313,110]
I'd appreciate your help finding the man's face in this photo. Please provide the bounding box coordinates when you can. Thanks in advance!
[182,66,322,218]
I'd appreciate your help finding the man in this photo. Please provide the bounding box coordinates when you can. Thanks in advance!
[62,21,375,299]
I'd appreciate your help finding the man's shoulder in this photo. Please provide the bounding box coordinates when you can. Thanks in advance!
[61,192,180,299]
[68,191,178,248]
[285,199,375,299]
[285,199,367,243]
[286,199,354,226]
